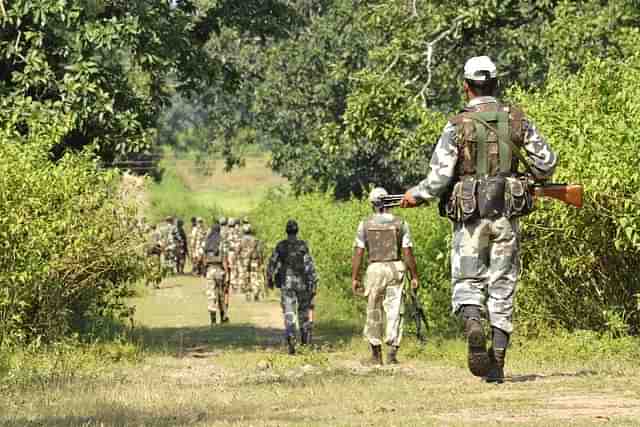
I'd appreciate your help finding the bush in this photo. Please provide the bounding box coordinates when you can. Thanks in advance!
[510,55,640,334]
[0,118,146,345]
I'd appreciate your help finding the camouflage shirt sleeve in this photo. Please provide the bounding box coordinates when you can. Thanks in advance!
[303,244,319,292]
[408,122,458,202]
[522,120,557,179]
[353,221,366,249]
[400,220,413,248]
[266,241,282,282]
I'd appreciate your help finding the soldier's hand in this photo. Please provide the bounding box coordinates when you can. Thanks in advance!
[352,279,361,296]
[400,191,418,208]
[411,277,419,290]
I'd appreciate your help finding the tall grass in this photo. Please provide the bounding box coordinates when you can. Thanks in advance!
[148,159,222,224]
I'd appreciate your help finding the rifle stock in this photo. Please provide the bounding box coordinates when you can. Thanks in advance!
[532,184,583,209]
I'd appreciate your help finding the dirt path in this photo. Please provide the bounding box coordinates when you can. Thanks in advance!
[4,274,640,426]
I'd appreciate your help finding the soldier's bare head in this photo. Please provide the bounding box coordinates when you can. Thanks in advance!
[286,219,298,236]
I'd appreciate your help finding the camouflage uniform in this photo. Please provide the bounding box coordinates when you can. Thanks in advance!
[354,213,413,348]
[159,219,177,274]
[227,220,242,291]
[238,225,265,301]
[249,239,265,301]
[204,225,229,324]
[408,95,556,333]
[145,225,163,288]
[192,219,208,275]
[267,234,318,351]
[407,63,557,379]
[175,220,188,274]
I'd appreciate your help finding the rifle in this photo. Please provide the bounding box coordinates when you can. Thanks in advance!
[405,279,429,344]
[531,183,583,208]
[380,182,584,210]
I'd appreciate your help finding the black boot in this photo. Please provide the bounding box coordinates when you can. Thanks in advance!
[221,311,229,323]
[301,322,313,345]
[465,318,491,377]
[287,335,296,355]
[363,344,383,366]
[387,345,400,365]
[209,311,217,326]
[486,348,506,383]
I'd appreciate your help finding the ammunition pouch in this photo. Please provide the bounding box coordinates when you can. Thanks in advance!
[444,175,533,222]
[477,176,506,219]
[504,176,535,218]
[444,177,478,222]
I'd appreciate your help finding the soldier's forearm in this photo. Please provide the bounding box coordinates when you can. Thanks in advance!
[403,248,419,281]
[351,248,365,281]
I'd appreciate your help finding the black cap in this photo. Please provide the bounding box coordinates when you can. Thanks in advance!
[286,219,298,235]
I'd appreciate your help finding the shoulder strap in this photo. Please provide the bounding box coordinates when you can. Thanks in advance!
[467,113,535,177]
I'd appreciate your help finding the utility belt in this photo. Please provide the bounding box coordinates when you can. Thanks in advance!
[369,258,401,264]
[204,252,223,265]
[441,175,534,222]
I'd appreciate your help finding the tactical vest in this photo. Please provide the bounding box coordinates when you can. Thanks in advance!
[240,236,259,260]
[364,215,402,263]
[280,239,308,276]
[445,102,532,220]
[205,238,222,265]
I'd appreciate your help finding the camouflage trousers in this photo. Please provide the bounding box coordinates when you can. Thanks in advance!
[145,255,162,288]
[249,260,265,301]
[280,288,315,339]
[206,264,228,314]
[161,247,176,273]
[363,261,405,347]
[227,250,239,290]
[451,216,519,334]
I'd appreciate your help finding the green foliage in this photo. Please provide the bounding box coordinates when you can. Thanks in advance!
[209,0,640,197]
[0,112,146,344]
[148,157,222,224]
[512,55,640,334]
[252,191,455,335]
[0,0,223,160]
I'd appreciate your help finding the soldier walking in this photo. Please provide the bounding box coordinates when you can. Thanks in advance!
[159,216,177,275]
[401,56,557,382]
[267,220,318,355]
[145,224,163,288]
[176,218,188,275]
[203,223,230,325]
[227,218,242,291]
[238,224,265,302]
[352,187,419,365]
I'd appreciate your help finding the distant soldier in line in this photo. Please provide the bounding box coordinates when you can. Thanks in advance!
[227,218,241,291]
[267,220,318,355]
[145,224,163,288]
[176,218,188,275]
[189,217,199,273]
[249,231,266,302]
[159,216,177,274]
[400,56,557,382]
[204,223,230,325]
[352,187,419,365]
[238,224,264,302]
[218,216,229,242]
[193,218,208,276]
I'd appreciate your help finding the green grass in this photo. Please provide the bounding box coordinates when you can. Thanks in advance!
[148,150,287,223]
[3,274,640,426]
